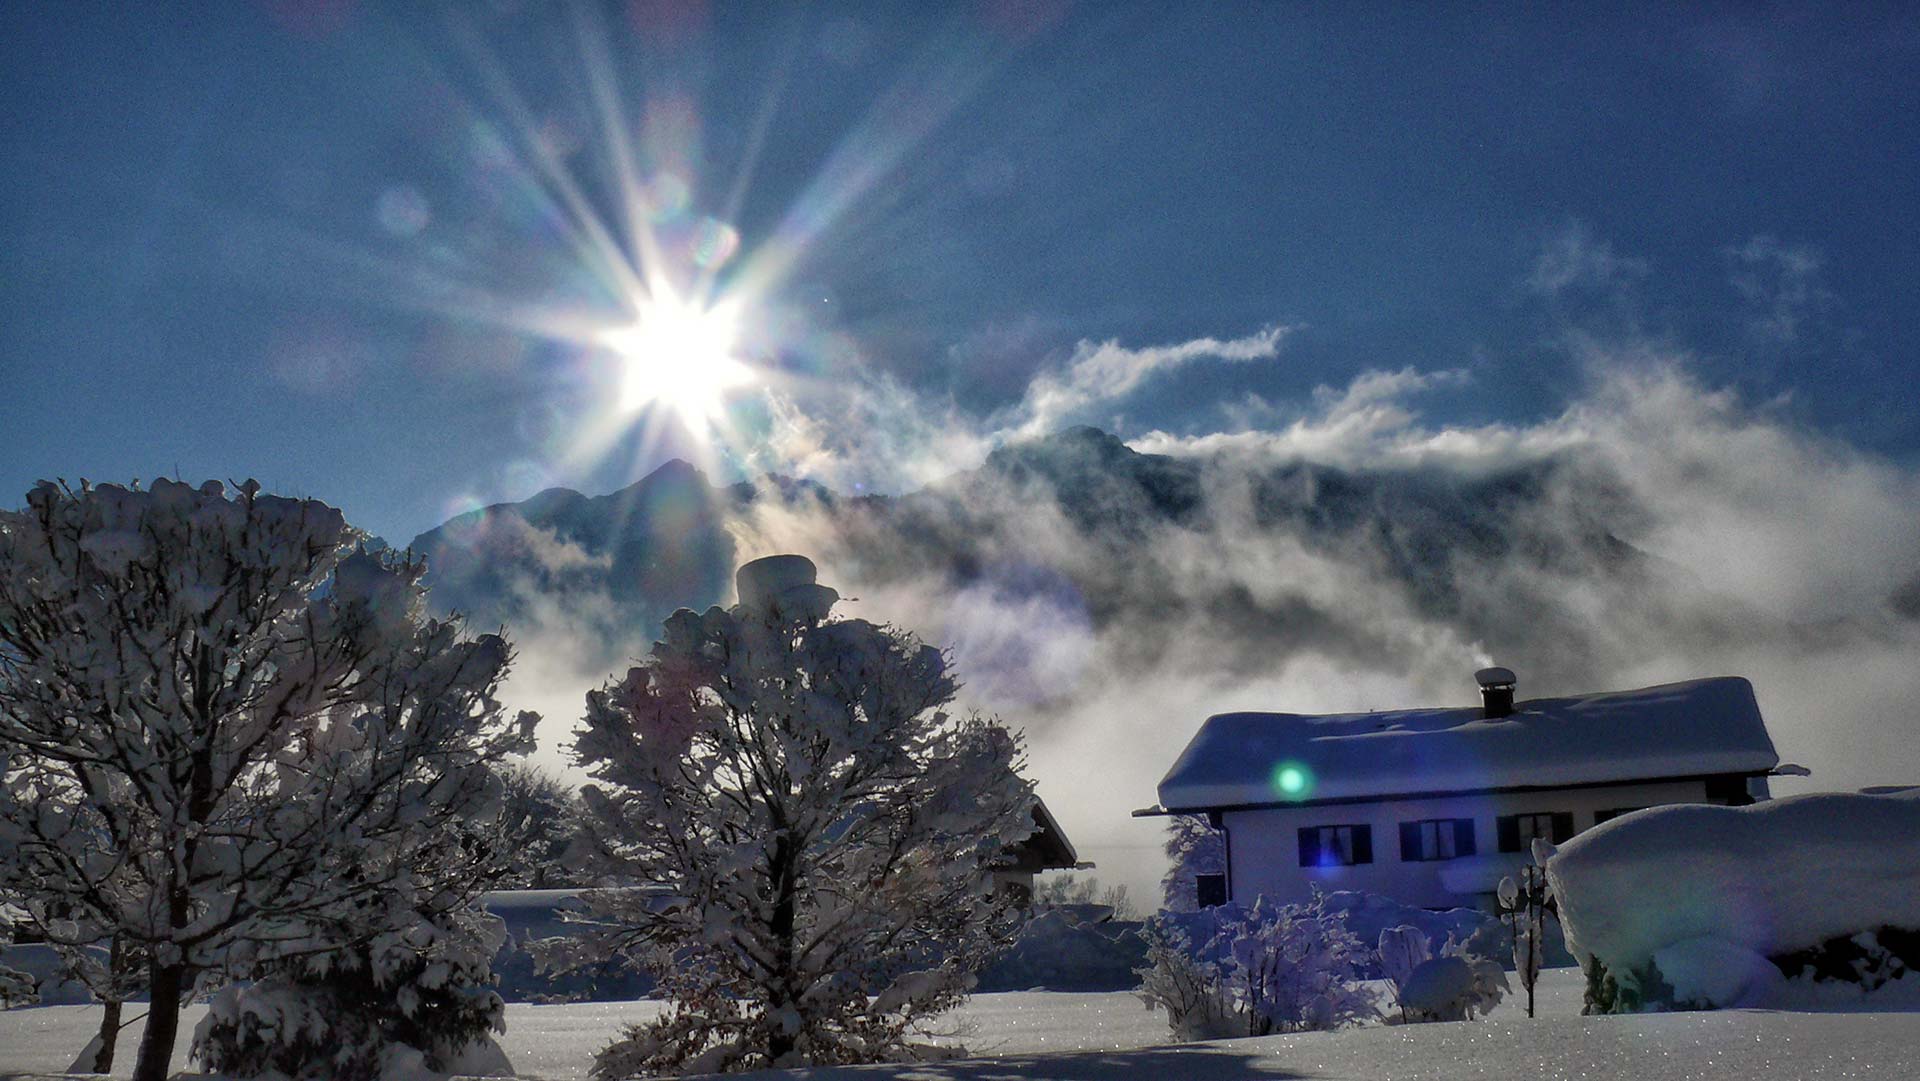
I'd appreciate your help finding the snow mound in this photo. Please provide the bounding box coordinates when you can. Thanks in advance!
[1398,956,1477,1015]
[1547,789,1920,997]
[1649,936,1784,1008]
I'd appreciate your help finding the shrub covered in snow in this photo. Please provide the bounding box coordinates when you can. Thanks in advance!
[1316,890,1503,979]
[1135,916,1242,1041]
[1378,924,1509,1023]
[1138,893,1378,1039]
[192,901,509,1081]
[549,555,1035,1076]
[1547,790,1920,1011]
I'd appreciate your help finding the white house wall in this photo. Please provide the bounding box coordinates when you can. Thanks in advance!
[1221,779,1715,909]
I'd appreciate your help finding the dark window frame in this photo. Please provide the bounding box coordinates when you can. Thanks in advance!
[1496,811,1575,852]
[1398,817,1477,862]
[1297,823,1373,867]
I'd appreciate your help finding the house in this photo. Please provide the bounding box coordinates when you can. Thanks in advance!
[1135,669,1787,910]
[993,798,1089,902]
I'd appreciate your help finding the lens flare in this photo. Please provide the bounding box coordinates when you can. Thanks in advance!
[1272,761,1314,800]
[602,286,756,432]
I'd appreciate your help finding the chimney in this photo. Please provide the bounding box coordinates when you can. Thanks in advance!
[1474,666,1517,719]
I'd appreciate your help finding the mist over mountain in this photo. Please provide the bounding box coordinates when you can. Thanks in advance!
[412,425,1656,691]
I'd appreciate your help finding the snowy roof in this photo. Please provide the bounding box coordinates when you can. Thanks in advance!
[1155,677,1778,811]
[1002,798,1084,872]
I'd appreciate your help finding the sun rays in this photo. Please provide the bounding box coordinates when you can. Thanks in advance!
[602,285,753,428]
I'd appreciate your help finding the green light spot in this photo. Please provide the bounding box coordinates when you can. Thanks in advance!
[1272,762,1313,799]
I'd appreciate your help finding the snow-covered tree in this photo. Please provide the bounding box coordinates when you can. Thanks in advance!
[0,479,536,1081]
[552,554,1036,1076]
[492,761,594,890]
[1033,873,1138,920]
[1160,813,1226,911]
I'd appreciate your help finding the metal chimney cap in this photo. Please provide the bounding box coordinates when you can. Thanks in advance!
[1474,666,1517,688]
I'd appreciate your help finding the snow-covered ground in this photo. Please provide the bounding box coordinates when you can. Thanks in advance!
[5,969,1916,1079]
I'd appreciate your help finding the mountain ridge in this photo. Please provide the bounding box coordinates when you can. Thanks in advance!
[406,427,1654,688]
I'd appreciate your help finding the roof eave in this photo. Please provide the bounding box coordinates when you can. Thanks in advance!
[1153,766,1780,817]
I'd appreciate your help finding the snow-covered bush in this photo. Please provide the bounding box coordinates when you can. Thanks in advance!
[1135,916,1242,1040]
[0,479,537,1081]
[192,902,509,1081]
[1547,790,1920,1012]
[1317,890,1502,977]
[1138,894,1377,1039]
[1378,925,1508,1023]
[549,555,1035,1076]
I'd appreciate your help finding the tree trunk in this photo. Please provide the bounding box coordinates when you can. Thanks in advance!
[766,835,799,1064]
[88,932,131,1073]
[90,997,123,1073]
[131,962,185,1081]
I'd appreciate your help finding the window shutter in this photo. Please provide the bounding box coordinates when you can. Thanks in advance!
[1551,812,1575,843]
[1352,825,1373,864]
[1497,815,1520,853]
[1400,821,1421,861]
[1454,818,1477,857]
[1298,827,1320,868]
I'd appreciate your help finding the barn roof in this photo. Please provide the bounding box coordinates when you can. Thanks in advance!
[1002,798,1085,872]
[1152,676,1779,813]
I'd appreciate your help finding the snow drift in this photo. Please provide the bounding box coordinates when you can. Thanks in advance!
[1546,789,1920,1007]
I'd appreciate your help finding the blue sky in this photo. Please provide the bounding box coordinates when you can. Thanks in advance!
[3,2,1916,542]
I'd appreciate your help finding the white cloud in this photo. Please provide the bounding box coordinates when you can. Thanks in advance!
[743,325,1295,494]
[1724,235,1832,343]
[1528,220,1650,296]
[1001,325,1294,438]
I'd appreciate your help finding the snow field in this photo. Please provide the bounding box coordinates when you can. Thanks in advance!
[7,969,1920,1080]
[0,969,1605,1080]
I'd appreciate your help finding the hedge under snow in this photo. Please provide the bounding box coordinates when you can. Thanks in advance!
[1546,789,1920,1005]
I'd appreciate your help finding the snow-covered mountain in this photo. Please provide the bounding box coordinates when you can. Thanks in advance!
[408,426,1657,689]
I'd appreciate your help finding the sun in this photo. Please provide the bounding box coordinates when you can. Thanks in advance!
[602,288,755,432]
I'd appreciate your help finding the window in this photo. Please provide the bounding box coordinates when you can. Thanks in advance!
[1399,818,1476,861]
[1298,824,1373,867]
[1195,873,1228,908]
[1592,807,1644,825]
[1497,811,1574,852]
[1705,775,1756,806]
